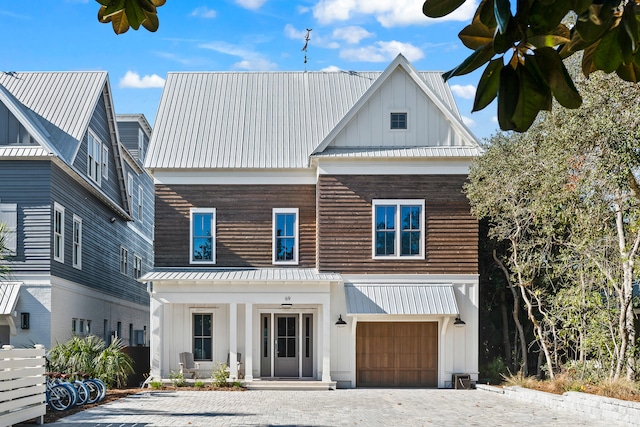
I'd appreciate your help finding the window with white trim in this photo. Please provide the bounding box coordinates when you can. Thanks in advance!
[190,208,216,264]
[72,215,82,269]
[134,254,142,279]
[120,246,128,275]
[0,203,17,255]
[127,173,133,210]
[102,145,109,180]
[137,185,143,222]
[372,199,425,259]
[54,202,65,263]
[87,130,102,185]
[138,128,145,160]
[273,208,298,264]
[193,313,213,361]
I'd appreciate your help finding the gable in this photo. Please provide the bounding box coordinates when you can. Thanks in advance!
[0,100,38,146]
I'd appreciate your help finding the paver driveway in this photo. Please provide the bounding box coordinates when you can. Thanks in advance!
[51,388,619,426]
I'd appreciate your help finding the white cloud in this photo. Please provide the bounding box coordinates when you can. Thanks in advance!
[191,7,217,18]
[461,116,475,127]
[491,116,498,123]
[236,0,267,10]
[321,65,342,72]
[199,41,277,70]
[313,0,478,28]
[450,84,476,100]
[333,26,374,44]
[119,71,165,89]
[340,40,424,62]
[285,24,307,40]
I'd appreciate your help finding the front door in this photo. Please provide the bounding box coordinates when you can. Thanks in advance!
[274,315,298,377]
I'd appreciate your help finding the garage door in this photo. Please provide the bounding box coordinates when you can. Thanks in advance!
[356,322,438,387]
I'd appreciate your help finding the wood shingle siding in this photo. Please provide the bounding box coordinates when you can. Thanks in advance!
[317,175,477,274]
[154,185,317,268]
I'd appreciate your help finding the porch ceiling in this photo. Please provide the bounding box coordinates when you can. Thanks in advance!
[345,283,459,315]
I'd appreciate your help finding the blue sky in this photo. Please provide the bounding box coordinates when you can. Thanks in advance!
[1,0,499,141]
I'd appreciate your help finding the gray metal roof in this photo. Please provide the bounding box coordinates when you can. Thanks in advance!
[0,72,107,164]
[141,268,342,283]
[146,60,463,170]
[345,284,459,315]
[0,282,21,315]
[0,146,52,158]
[312,146,484,159]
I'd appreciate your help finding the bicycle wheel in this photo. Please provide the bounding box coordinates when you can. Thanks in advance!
[48,384,73,411]
[72,380,90,405]
[92,378,107,401]
[83,379,102,404]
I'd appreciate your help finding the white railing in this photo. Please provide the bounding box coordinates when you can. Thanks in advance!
[0,344,46,426]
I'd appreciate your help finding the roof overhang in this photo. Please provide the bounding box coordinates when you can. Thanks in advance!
[0,282,22,335]
[345,283,459,315]
[140,268,342,285]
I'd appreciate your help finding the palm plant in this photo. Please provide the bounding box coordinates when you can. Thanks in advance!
[93,338,134,388]
[0,223,10,280]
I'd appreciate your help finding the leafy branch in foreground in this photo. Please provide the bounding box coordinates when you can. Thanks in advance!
[423,0,640,132]
[96,0,166,35]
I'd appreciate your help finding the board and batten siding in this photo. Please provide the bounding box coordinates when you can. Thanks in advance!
[0,161,52,271]
[154,185,316,268]
[50,163,149,306]
[317,175,477,274]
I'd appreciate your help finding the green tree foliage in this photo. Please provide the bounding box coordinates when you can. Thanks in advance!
[423,0,640,132]
[97,0,166,34]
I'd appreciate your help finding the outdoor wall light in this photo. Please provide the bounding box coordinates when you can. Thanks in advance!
[110,217,117,223]
[335,314,347,327]
[20,312,30,329]
[281,303,292,309]
[454,316,466,327]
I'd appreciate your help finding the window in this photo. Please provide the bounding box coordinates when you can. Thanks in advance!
[138,128,145,160]
[54,202,65,263]
[120,246,129,275]
[87,130,102,185]
[87,320,91,334]
[127,173,133,209]
[137,185,143,222]
[0,203,17,254]
[190,208,216,264]
[193,313,212,361]
[272,208,299,264]
[72,318,77,333]
[102,145,109,180]
[129,323,134,347]
[79,319,85,334]
[134,254,142,279]
[390,112,407,130]
[372,199,425,259]
[72,215,82,269]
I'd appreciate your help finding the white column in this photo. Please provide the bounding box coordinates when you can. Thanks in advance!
[244,303,253,381]
[150,295,163,379]
[321,302,332,382]
[229,302,238,380]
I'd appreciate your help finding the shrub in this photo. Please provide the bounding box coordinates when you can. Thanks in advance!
[211,362,229,387]
[194,380,205,388]
[480,357,508,384]
[150,381,163,390]
[169,370,186,387]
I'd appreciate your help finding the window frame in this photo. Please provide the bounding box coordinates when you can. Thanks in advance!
[138,128,145,160]
[137,185,143,222]
[192,311,213,362]
[87,129,102,185]
[190,208,216,265]
[0,203,17,255]
[390,112,408,130]
[372,199,425,259]
[134,254,142,279]
[53,202,65,263]
[272,208,299,265]
[102,144,109,181]
[127,173,134,210]
[72,214,82,270]
[120,246,129,275]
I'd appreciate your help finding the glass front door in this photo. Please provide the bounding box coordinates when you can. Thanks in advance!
[274,315,298,377]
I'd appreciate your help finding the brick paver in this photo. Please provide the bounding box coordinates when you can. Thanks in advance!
[49,388,620,426]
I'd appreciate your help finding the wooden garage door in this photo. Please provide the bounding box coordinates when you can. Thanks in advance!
[356,322,438,387]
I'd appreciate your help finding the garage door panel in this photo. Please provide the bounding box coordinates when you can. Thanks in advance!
[356,322,438,387]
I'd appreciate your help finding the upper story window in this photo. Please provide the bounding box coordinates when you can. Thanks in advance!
[134,254,142,279]
[87,130,102,185]
[102,145,109,181]
[127,173,134,210]
[372,199,425,259]
[390,112,407,130]
[120,246,129,275]
[273,208,299,265]
[138,128,145,160]
[53,202,65,263]
[0,203,17,255]
[72,215,82,270]
[190,208,216,264]
[137,185,143,222]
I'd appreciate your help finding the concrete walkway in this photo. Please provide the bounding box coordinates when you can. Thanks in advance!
[48,388,620,426]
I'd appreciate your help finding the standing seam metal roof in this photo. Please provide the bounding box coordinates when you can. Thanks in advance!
[345,284,459,315]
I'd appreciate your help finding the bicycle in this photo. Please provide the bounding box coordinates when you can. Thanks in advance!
[45,373,75,411]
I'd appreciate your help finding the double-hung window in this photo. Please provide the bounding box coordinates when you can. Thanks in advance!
[137,185,143,222]
[193,313,212,361]
[190,208,216,264]
[373,199,425,259]
[120,246,128,275]
[72,215,82,269]
[102,145,109,181]
[87,130,102,185]
[138,128,145,160]
[134,254,142,279]
[53,202,65,263]
[0,203,17,255]
[273,208,298,264]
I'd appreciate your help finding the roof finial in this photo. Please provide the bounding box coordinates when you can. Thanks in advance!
[302,28,312,71]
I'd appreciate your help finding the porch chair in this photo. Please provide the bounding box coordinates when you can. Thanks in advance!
[179,352,200,379]
[226,352,243,379]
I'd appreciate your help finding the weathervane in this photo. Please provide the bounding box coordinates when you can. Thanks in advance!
[302,28,312,70]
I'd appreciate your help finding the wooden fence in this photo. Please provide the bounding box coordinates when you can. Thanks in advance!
[0,344,46,426]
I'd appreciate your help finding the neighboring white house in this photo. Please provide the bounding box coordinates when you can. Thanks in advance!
[142,54,482,388]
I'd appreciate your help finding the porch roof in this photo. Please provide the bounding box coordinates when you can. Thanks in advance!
[345,284,459,315]
[140,268,342,283]
[0,282,21,315]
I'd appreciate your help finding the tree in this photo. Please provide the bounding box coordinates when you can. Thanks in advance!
[96,0,165,35]
[0,223,10,281]
[422,0,640,132]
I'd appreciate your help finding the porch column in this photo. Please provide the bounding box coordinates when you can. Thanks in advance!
[244,303,253,381]
[149,295,163,379]
[321,302,332,382]
[229,302,238,380]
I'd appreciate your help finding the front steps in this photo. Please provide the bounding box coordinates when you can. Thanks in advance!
[244,379,336,390]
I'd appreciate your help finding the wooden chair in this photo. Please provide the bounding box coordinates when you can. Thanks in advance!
[179,352,200,379]
[226,352,243,379]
